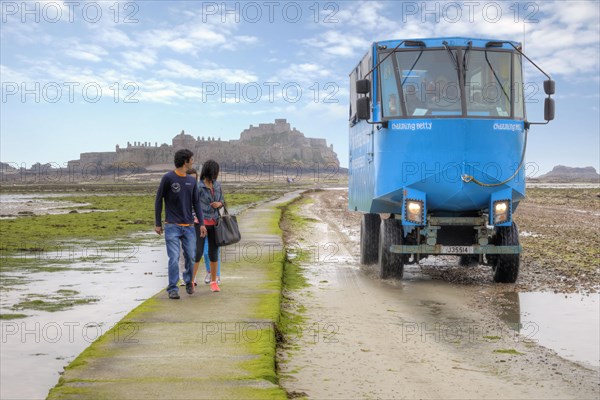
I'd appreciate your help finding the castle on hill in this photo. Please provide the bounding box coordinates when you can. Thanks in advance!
[70,119,339,170]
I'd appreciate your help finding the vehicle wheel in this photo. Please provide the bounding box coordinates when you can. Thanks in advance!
[492,222,520,283]
[378,218,404,279]
[459,255,478,267]
[360,213,380,265]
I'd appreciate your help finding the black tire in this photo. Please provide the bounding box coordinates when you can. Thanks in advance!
[459,255,479,267]
[492,222,520,283]
[360,213,381,265]
[378,218,404,279]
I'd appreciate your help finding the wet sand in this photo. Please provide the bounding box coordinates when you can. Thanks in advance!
[278,189,599,399]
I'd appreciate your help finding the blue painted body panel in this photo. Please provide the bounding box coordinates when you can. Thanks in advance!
[348,37,526,218]
[349,118,525,214]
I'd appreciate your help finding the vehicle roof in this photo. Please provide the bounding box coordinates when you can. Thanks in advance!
[375,37,520,50]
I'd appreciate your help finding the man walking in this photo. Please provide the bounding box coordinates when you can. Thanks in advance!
[155,149,207,299]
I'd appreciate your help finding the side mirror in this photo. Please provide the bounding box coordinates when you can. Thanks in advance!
[356,97,371,120]
[544,97,555,121]
[356,79,371,95]
[543,79,555,95]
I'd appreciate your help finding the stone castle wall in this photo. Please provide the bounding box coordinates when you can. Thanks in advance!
[71,119,339,169]
[79,152,117,166]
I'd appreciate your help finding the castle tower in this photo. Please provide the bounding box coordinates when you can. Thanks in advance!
[172,130,198,150]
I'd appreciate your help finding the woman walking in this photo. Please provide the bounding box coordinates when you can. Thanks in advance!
[193,160,224,292]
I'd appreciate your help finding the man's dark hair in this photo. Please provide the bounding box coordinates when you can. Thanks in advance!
[174,149,193,168]
[200,159,220,182]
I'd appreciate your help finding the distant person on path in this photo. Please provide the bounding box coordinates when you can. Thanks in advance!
[193,160,224,292]
[155,149,206,300]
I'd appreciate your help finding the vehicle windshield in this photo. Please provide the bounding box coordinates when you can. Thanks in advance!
[465,50,511,117]
[378,48,523,119]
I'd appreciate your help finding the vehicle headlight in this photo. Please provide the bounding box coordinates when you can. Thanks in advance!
[493,200,510,224]
[406,200,424,224]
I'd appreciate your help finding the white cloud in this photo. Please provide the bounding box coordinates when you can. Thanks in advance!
[26,60,108,86]
[0,20,53,45]
[221,35,260,51]
[133,6,259,55]
[64,44,108,63]
[236,35,259,44]
[334,1,397,31]
[528,26,598,54]
[433,17,524,39]
[272,63,333,84]
[301,30,371,57]
[95,27,137,48]
[120,49,157,70]
[300,0,599,80]
[555,93,600,100]
[2,0,597,111]
[135,24,254,54]
[135,79,204,104]
[535,46,599,76]
[0,65,31,82]
[542,1,599,26]
[302,101,347,119]
[159,60,200,79]
[158,60,258,84]
[138,29,194,53]
[189,25,227,43]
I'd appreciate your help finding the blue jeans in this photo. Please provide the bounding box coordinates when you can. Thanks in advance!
[165,224,196,293]
[203,240,221,276]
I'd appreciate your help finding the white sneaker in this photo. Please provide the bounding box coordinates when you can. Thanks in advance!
[204,273,211,284]
[217,276,221,285]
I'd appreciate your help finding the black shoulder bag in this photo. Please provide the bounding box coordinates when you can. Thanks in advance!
[214,203,241,246]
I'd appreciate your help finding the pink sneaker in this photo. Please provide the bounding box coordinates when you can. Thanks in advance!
[210,281,220,292]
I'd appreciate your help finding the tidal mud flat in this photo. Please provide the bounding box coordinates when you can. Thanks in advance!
[0,242,169,400]
[0,181,310,399]
[0,187,170,399]
[277,187,599,399]
[1,181,597,398]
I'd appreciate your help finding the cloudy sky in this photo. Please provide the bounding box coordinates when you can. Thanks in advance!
[1,1,598,174]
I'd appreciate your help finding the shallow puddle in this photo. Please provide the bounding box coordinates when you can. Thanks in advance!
[0,193,90,218]
[502,292,600,369]
[0,240,169,400]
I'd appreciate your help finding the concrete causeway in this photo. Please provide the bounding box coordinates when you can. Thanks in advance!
[48,191,301,400]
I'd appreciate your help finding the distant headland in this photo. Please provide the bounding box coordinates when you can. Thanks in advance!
[535,165,600,183]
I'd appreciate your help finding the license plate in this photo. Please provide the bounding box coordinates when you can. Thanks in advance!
[441,246,474,254]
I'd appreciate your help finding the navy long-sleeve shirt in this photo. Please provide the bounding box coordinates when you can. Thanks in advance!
[155,171,203,227]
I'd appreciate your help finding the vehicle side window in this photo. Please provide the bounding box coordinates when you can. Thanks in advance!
[349,68,358,121]
[513,53,525,120]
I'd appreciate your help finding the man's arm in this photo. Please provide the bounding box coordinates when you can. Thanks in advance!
[154,175,167,234]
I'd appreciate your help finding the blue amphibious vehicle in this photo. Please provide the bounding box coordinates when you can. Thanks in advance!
[348,37,555,282]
